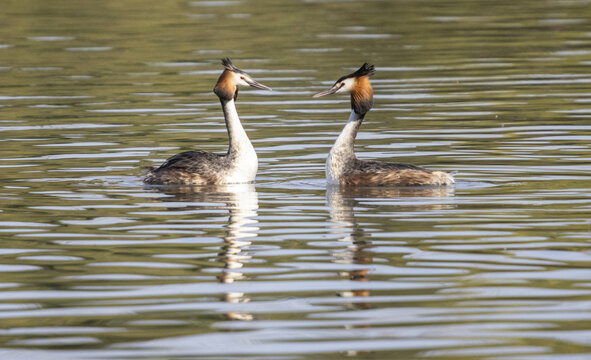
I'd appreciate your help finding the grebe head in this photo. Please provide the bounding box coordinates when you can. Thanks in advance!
[214,58,271,101]
[313,63,375,115]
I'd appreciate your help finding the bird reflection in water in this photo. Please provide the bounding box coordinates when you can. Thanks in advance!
[326,186,455,311]
[217,184,258,321]
[147,183,258,321]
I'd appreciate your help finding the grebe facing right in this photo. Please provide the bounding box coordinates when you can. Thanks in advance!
[314,63,454,187]
[144,58,271,185]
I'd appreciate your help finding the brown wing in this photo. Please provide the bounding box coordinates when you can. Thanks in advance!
[144,150,227,185]
[342,159,437,187]
[155,150,226,173]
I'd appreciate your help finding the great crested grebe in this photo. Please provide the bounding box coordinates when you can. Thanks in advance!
[144,58,271,185]
[314,63,454,187]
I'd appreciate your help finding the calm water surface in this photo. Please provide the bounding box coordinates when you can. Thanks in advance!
[1,0,591,359]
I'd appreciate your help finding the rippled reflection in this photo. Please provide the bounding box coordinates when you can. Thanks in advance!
[326,186,455,325]
[147,184,258,321]
[218,185,258,321]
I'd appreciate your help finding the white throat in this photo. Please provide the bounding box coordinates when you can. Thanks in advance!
[222,99,258,183]
[326,110,363,185]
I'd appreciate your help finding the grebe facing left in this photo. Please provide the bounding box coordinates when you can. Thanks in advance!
[314,63,454,187]
[144,58,271,185]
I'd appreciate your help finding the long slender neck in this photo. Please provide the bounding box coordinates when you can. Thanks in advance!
[330,110,365,158]
[332,77,372,157]
[326,78,373,184]
[326,110,364,184]
[221,98,253,157]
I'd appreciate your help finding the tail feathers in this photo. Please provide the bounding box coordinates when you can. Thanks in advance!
[142,166,156,175]
[432,171,455,186]
[142,166,157,184]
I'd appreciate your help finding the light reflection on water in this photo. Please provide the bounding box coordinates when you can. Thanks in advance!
[1,0,591,359]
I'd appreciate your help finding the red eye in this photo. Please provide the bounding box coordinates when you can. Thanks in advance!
[240,76,245,80]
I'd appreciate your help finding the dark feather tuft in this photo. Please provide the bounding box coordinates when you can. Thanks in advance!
[352,63,375,78]
[221,57,235,70]
[336,63,375,84]
[221,57,245,74]
[352,97,373,116]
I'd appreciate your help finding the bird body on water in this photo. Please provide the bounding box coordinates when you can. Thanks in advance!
[314,63,454,187]
[144,58,271,185]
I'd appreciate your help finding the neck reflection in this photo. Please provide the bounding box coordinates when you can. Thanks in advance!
[146,183,258,321]
[217,184,258,321]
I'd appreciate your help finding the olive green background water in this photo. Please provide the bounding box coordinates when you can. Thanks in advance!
[1,0,590,359]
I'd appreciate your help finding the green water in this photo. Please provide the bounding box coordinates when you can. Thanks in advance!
[1,0,590,359]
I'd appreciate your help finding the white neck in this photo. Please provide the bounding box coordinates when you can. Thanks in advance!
[221,99,258,183]
[326,110,364,184]
[222,100,251,154]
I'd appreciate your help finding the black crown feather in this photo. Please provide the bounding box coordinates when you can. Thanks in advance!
[352,63,375,78]
[221,57,245,74]
[336,63,375,84]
